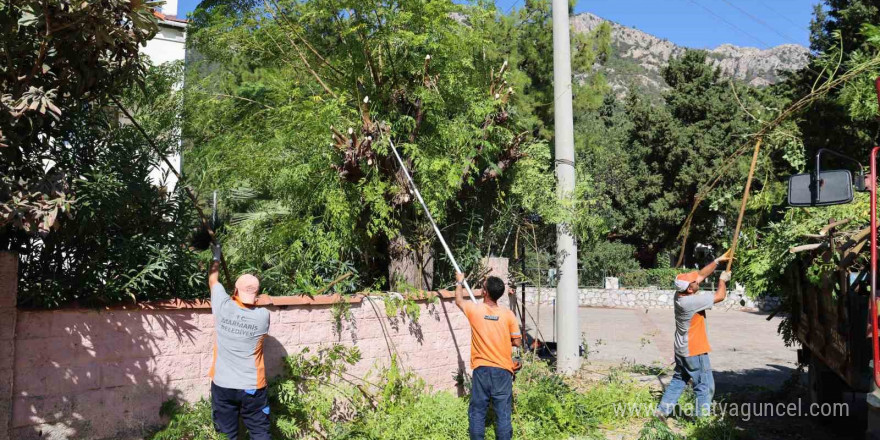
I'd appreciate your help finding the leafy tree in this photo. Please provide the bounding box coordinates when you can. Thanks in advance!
[790,0,880,161]
[1,0,160,238]
[16,63,203,308]
[483,0,612,268]
[579,240,639,284]
[0,2,204,308]
[579,50,803,267]
[506,0,611,140]
[737,0,880,305]
[185,0,565,293]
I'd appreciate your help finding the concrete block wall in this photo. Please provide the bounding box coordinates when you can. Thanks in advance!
[0,253,477,440]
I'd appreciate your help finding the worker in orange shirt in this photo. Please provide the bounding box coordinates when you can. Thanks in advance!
[656,251,732,419]
[454,272,522,440]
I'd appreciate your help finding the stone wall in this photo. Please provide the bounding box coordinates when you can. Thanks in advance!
[518,286,781,312]
[0,253,477,440]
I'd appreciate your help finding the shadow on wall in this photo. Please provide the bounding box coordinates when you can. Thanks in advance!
[436,299,467,397]
[262,335,288,380]
[12,308,204,439]
[10,294,472,439]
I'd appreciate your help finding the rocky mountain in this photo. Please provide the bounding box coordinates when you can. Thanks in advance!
[571,13,810,96]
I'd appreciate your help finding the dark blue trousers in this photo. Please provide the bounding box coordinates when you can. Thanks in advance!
[469,366,513,440]
[211,382,271,440]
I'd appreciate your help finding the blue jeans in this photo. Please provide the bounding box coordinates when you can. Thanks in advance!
[657,353,715,417]
[469,366,513,440]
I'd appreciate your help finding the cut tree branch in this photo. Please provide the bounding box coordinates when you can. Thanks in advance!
[111,95,234,288]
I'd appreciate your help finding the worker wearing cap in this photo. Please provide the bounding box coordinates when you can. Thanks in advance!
[655,251,732,419]
[454,273,522,440]
[208,243,271,440]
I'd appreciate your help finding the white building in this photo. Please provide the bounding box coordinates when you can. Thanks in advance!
[142,0,188,192]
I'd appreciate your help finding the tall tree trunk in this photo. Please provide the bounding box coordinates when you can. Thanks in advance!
[388,233,434,291]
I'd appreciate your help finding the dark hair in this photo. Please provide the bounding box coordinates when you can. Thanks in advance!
[484,276,505,301]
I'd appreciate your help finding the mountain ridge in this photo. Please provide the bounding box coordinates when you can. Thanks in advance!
[571,12,811,95]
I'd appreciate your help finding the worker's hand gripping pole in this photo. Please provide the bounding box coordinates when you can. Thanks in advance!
[386,135,477,303]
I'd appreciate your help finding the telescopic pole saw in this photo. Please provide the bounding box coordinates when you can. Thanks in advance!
[385,134,477,303]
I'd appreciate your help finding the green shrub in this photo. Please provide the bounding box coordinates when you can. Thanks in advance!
[619,268,687,288]
[580,241,641,284]
[150,399,224,440]
[638,419,680,440]
[580,371,655,426]
[359,391,470,440]
[151,346,659,440]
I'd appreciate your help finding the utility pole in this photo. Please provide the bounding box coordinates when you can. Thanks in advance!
[551,0,580,375]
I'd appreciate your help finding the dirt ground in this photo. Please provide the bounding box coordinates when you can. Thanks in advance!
[525,305,861,439]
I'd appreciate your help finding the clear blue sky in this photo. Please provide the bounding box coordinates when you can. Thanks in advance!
[175,0,819,50]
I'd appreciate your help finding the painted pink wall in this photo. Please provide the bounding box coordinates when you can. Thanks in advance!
[0,253,17,440]
[0,253,482,440]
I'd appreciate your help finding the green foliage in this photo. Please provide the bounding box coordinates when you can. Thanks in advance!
[637,416,740,440]
[382,294,422,322]
[271,345,364,438]
[683,416,740,440]
[359,391,469,440]
[14,64,203,308]
[619,269,688,288]
[791,0,880,161]
[638,419,679,440]
[184,0,575,293]
[511,359,598,438]
[736,0,880,346]
[150,399,223,440]
[579,371,655,428]
[330,299,353,333]
[152,345,660,440]
[1,0,203,308]
[738,194,870,345]
[576,48,795,267]
[1,0,159,235]
[579,241,640,283]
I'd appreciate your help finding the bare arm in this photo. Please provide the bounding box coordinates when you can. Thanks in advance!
[512,337,522,348]
[454,272,466,310]
[696,250,731,283]
[696,260,719,283]
[713,279,727,303]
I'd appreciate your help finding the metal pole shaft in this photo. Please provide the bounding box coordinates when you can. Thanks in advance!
[387,136,477,303]
[552,0,580,375]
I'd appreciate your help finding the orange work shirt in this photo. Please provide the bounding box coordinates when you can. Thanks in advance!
[674,271,713,357]
[462,301,521,373]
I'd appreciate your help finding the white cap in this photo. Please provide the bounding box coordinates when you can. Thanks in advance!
[674,279,691,292]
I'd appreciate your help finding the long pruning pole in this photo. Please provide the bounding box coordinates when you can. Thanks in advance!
[386,135,477,303]
[726,136,764,271]
[111,95,234,287]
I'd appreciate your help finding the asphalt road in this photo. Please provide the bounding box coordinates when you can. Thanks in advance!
[524,305,799,392]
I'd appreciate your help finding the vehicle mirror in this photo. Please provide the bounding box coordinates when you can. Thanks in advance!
[788,170,854,207]
[854,173,867,192]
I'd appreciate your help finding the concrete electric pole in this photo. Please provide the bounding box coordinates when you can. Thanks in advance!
[551,0,580,375]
